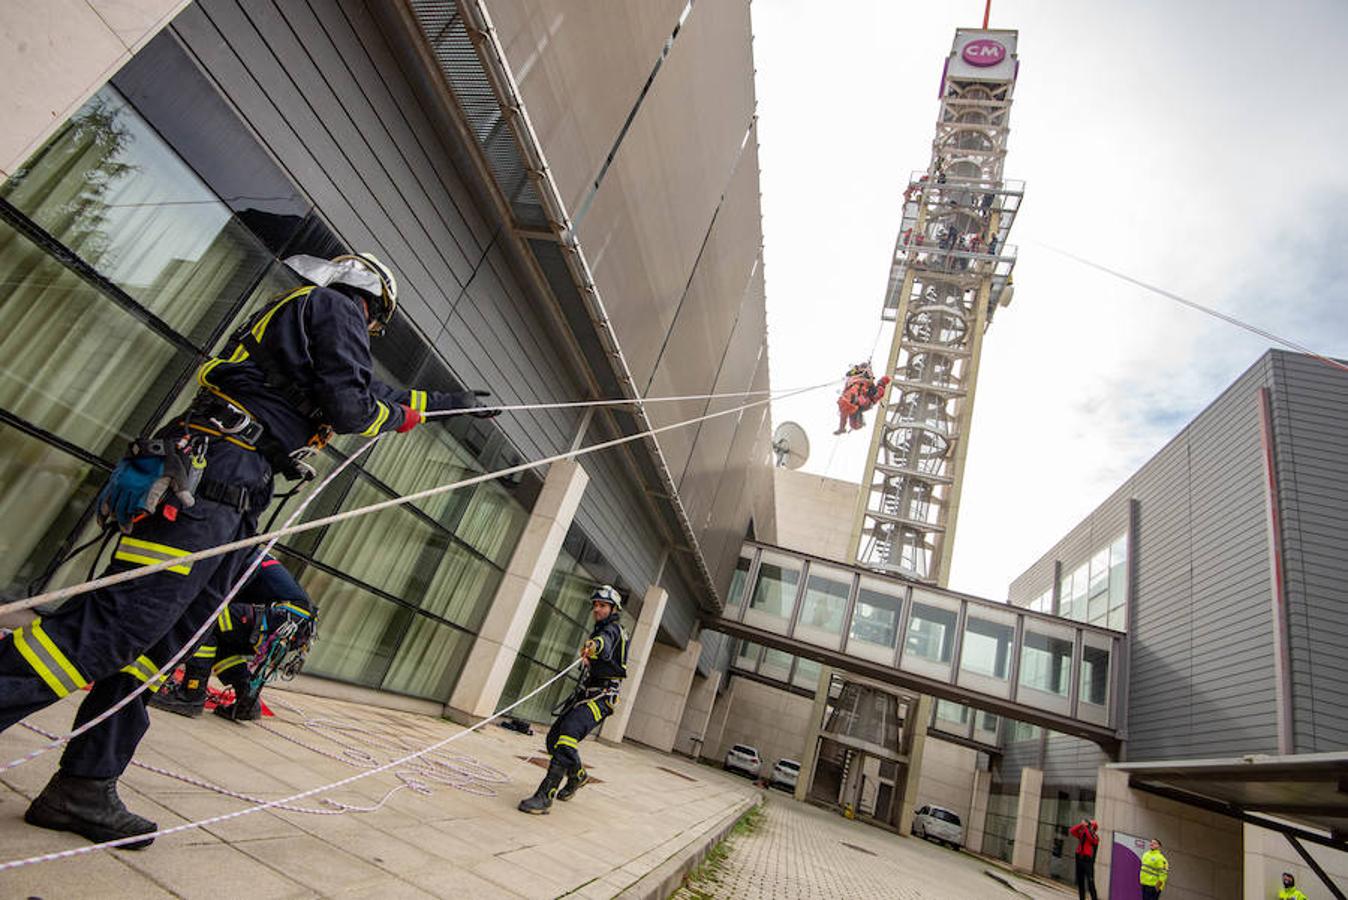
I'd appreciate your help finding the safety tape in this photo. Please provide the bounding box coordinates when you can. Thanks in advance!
[0,383,829,781]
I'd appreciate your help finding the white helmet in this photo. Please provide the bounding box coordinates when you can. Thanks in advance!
[590,584,622,612]
[285,252,398,335]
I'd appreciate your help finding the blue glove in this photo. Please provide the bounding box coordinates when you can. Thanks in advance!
[97,456,166,532]
[96,444,200,533]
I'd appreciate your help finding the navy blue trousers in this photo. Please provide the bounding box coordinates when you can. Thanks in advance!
[546,694,614,771]
[0,440,267,778]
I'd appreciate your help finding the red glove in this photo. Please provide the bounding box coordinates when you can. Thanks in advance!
[395,404,422,433]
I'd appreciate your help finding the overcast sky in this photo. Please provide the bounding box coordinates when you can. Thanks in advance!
[752,0,1348,600]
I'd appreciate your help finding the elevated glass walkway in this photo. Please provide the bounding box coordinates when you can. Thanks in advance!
[710,541,1125,748]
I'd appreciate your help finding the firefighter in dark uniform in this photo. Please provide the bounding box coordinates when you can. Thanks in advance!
[0,253,496,849]
[149,554,316,721]
[519,584,628,815]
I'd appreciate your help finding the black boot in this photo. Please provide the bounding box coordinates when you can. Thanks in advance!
[556,766,590,802]
[213,692,261,722]
[24,772,157,849]
[148,671,208,718]
[213,678,261,722]
[517,760,567,815]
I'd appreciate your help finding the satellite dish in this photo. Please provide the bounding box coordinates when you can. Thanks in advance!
[772,421,810,469]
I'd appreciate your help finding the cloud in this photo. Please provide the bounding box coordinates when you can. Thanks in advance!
[755,0,1348,601]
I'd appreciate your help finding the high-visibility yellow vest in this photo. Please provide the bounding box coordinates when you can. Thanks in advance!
[1140,849,1169,889]
[1278,887,1308,900]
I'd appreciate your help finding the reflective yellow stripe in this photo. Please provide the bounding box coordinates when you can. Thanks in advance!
[194,645,217,659]
[120,654,163,691]
[197,286,312,401]
[13,624,82,697]
[409,390,427,413]
[587,701,603,722]
[214,655,248,674]
[555,735,579,748]
[250,286,313,342]
[361,401,391,437]
[120,537,190,558]
[115,537,193,576]
[218,608,233,632]
[30,622,86,690]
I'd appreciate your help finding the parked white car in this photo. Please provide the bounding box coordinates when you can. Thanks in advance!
[723,744,762,778]
[912,805,964,849]
[769,758,800,791]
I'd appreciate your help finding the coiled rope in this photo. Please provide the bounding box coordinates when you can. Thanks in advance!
[0,659,582,872]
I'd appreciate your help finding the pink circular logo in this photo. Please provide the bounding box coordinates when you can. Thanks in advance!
[962,39,1006,67]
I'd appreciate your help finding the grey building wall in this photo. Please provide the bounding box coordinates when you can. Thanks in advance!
[166,0,770,648]
[1268,351,1348,751]
[1008,351,1348,765]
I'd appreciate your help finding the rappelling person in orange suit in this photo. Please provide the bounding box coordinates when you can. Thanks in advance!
[834,362,890,435]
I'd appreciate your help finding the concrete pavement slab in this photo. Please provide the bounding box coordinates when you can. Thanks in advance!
[0,684,758,898]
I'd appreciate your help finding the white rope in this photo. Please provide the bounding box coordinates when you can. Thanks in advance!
[1035,241,1348,374]
[2,383,826,617]
[0,431,381,774]
[0,659,581,872]
[0,381,829,775]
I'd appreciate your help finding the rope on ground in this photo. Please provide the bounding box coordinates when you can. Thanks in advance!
[0,381,830,775]
[1035,241,1348,374]
[0,659,581,872]
[0,430,381,775]
[19,693,512,816]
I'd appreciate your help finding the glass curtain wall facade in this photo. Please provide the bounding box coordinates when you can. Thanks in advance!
[0,43,539,703]
[1057,533,1128,630]
[499,525,630,723]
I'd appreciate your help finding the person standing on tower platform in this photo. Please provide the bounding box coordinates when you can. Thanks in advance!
[149,554,315,721]
[0,252,498,849]
[518,585,628,815]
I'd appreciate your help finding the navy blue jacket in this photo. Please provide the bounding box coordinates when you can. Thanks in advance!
[582,613,628,686]
[198,284,471,453]
[238,557,313,614]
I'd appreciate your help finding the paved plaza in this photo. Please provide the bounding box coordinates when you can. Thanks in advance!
[674,793,1072,900]
[0,685,755,899]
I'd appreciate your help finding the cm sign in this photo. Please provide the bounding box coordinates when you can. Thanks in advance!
[962,39,1006,67]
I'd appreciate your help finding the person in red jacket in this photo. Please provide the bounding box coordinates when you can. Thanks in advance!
[1068,818,1101,900]
[835,363,890,435]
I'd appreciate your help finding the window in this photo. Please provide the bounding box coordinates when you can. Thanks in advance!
[745,551,802,634]
[499,524,630,722]
[1019,624,1075,715]
[959,607,1016,698]
[725,554,752,613]
[902,590,959,680]
[848,577,904,663]
[1,63,539,705]
[792,657,822,690]
[760,648,793,682]
[796,563,852,649]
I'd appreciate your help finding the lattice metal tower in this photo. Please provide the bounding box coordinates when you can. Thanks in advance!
[849,29,1023,585]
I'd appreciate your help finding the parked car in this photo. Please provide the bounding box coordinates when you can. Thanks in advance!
[723,744,762,778]
[769,758,801,791]
[912,805,964,849]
